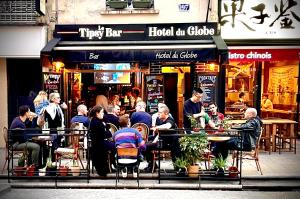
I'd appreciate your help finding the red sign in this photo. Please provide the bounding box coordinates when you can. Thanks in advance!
[228,49,300,61]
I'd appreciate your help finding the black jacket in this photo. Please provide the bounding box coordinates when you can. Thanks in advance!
[240,116,262,150]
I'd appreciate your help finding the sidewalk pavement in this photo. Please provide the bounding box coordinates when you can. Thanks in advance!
[1,140,300,190]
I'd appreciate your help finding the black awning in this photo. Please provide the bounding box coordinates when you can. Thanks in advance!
[41,37,227,63]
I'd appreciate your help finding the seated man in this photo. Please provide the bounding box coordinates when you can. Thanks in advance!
[144,105,180,172]
[130,101,152,128]
[113,114,146,177]
[10,105,40,168]
[213,108,262,159]
[104,104,120,128]
[70,104,90,128]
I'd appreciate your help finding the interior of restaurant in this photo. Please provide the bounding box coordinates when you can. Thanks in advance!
[225,60,299,120]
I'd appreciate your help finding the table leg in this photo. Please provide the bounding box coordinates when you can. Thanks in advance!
[272,124,277,152]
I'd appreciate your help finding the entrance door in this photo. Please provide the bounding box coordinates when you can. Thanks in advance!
[163,73,178,125]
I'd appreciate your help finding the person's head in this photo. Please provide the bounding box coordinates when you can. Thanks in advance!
[244,108,257,120]
[114,105,121,116]
[33,90,48,106]
[262,93,268,99]
[107,104,115,114]
[157,103,166,110]
[239,92,245,99]
[158,105,170,120]
[19,105,30,117]
[119,114,130,128]
[95,95,108,111]
[49,92,61,104]
[135,101,146,112]
[132,87,140,98]
[77,104,88,116]
[191,88,203,103]
[208,102,218,114]
[89,105,104,119]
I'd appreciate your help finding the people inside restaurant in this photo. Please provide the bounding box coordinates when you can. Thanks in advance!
[261,93,273,111]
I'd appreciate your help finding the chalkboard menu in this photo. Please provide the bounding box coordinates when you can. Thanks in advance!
[43,72,62,94]
[145,75,164,113]
[197,74,217,105]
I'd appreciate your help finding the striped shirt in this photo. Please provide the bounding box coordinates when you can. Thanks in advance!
[113,127,146,151]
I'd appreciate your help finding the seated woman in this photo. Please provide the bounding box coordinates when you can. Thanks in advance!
[261,93,273,110]
[89,105,115,177]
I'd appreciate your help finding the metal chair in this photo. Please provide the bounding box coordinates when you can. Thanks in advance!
[115,147,140,188]
[2,127,25,174]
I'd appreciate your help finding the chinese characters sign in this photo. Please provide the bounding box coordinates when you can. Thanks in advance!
[221,0,300,39]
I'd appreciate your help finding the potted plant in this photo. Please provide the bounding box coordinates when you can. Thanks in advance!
[58,165,69,176]
[173,156,188,177]
[70,159,80,176]
[212,156,228,177]
[179,133,208,177]
[45,150,57,176]
[108,0,128,9]
[14,150,28,176]
[188,115,202,132]
[132,0,153,9]
[228,166,239,178]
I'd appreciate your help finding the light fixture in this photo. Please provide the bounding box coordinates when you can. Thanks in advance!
[52,61,65,72]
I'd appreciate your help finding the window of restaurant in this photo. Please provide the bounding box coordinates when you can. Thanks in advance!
[261,61,299,120]
[225,59,299,121]
[225,61,258,119]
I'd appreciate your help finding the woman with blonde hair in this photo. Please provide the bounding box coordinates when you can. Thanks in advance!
[96,95,109,113]
[33,90,49,115]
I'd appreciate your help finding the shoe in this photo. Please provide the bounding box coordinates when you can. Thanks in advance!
[121,167,127,178]
[133,167,138,178]
[143,162,158,173]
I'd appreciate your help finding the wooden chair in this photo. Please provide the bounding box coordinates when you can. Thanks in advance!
[55,123,84,169]
[232,127,263,175]
[115,147,140,188]
[2,127,25,173]
[106,123,119,173]
[275,124,297,154]
[259,126,272,154]
[131,123,149,142]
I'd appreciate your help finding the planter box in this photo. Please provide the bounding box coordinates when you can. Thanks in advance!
[109,1,128,9]
[132,1,152,9]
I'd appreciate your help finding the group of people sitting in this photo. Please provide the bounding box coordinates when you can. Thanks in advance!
[9,88,262,178]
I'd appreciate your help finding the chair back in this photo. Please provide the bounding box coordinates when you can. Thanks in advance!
[253,127,263,158]
[131,123,149,141]
[116,147,139,164]
[107,123,118,135]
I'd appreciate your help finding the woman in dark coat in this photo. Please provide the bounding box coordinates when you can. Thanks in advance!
[89,105,115,176]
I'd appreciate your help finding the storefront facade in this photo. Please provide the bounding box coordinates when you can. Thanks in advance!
[41,23,228,127]
[220,0,300,128]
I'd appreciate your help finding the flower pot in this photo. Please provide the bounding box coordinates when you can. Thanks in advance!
[27,165,36,176]
[109,1,128,9]
[132,1,152,9]
[59,166,69,176]
[46,167,57,176]
[70,166,80,176]
[176,168,188,177]
[228,166,239,178]
[187,165,199,178]
[14,166,26,176]
[215,168,225,177]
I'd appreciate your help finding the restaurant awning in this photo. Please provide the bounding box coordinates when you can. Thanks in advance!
[41,23,228,64]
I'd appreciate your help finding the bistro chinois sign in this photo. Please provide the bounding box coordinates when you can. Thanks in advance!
[54,23,218,41]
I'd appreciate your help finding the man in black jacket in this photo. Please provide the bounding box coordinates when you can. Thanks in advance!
[213,108,262,159]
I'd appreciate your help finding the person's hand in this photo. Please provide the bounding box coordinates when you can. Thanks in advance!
[60,102,68,110]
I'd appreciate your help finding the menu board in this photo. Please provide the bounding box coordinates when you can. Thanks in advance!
[197,74,217,105]
[145,75,164,113]
[43,72,62,94]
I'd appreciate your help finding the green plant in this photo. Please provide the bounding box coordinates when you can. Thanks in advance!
[220,116,233,130]
[174,156,188,169]
[179,133,208,166]
[212,156,228,170]
[18,150,28,167]
[188,115,201,128]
